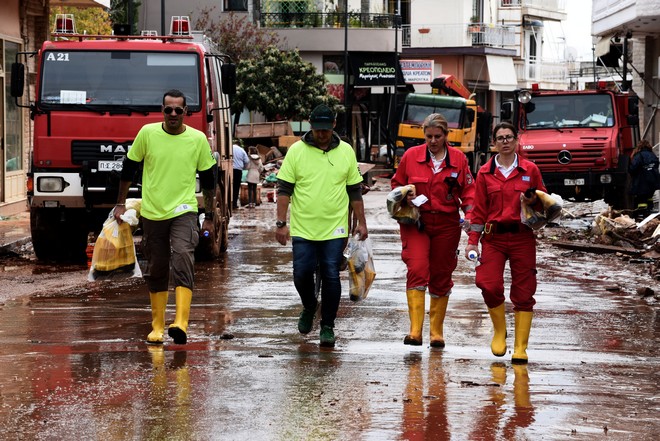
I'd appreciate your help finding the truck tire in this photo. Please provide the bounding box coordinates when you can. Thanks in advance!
[30,207,88,263]
[195,186,229,260]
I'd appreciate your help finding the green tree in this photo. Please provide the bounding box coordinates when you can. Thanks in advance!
[49,6,112,36]
[233,46,339,121]
[192,8,280,63]
[109,0,141,34]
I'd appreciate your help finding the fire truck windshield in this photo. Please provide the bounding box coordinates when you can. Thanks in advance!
[39,51,200,109]
[525,94,614,129]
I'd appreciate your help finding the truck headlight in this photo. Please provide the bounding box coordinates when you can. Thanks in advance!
[37,177,65,192]
[517,90,532,104]
[600,174,612,184]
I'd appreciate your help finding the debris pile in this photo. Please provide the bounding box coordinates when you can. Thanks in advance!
[592,209,660,281]
[592,209,660,254]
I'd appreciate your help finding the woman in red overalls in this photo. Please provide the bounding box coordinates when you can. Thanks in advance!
[391,113,475,348]
[465,122,546,363]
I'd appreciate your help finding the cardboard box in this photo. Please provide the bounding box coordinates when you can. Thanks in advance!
[278,135,300,148]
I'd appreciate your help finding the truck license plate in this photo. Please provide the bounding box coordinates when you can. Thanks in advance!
[98,160,123,171]
[564,178,585,186]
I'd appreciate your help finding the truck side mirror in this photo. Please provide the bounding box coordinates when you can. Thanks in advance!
[465,108,475,128]
[628,96,639,115]
[10,63,24,98]
[500,101,513,121]
[221,64,237,95]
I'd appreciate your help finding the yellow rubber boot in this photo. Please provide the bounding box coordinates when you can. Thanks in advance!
[512,311,533,364]
[146,291,168,344]
[488,304,507,357]
[404,289,425,346]
[168,286,193,344]
[429,295,449,348]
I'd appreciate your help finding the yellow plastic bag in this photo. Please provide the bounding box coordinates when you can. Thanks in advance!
[387,185,420,225]
[520,190,563,230]
[345,236,376,301]
[88,214,141,281]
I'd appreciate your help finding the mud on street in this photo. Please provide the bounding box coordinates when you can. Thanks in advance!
[0,184,657,440]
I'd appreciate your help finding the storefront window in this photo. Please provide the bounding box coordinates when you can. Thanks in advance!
[4,41,22,172]
[225,0,248,11]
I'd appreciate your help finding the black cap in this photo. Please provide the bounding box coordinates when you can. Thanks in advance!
[309,104,335,130]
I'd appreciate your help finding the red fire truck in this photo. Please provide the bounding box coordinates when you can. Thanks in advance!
[11,15,236,262]
[501,83,640,209]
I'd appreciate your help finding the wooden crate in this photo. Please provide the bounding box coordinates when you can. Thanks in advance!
[235,121,293,139]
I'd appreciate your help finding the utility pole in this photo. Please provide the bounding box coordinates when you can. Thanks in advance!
[343,0,349,137]
[161,0,165,36]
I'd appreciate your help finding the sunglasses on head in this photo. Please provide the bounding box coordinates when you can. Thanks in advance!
[163,106,185,115]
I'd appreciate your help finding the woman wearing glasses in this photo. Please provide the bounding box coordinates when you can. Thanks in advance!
[465,121,546,364]
[391,113,475,348]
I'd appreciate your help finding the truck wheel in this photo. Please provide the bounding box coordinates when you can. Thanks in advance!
[30,207,88,263]
[218,215,229,253]
[195,187,229,260]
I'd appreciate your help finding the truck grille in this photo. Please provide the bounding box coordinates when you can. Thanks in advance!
[71,140,131,164]
[523,143,606,169]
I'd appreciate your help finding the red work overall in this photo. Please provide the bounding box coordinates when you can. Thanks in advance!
[392,144,475,295]
[468,157,546,311]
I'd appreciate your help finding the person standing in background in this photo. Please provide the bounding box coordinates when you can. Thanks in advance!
[391,113,475,348]
[246,146,264,209]
[114,89,217,345]
[629,139,660,214]
[232,143,249,210]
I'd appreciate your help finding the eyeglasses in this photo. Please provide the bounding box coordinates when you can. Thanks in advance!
[495,135,515,143]
[163,106,185,115]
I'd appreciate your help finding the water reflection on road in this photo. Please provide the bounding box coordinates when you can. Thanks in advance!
[0,190,657,439]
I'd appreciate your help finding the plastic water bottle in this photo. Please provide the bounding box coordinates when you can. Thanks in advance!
[199,214,210,237]
[467,250,480,267]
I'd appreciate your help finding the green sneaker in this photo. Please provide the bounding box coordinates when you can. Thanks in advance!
[319,325,335,347]
[298,308,316,334]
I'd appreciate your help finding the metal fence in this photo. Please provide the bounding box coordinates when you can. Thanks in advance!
[260,12,396,29]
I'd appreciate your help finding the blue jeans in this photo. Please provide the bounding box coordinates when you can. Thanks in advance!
[292,237,345,328]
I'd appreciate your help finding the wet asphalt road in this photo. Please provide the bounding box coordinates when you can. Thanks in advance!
[0,187,658,440]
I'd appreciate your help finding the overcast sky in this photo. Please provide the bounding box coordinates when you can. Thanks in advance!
[545,0,594,62]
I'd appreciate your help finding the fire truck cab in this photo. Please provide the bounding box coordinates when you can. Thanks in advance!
[11,15,237,262]
[501,82,639,209]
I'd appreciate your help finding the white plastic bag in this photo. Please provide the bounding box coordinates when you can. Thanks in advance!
[344,235,376,301]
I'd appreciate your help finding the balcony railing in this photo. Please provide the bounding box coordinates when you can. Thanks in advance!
[400,23,515,48]
[259,12,396,29]
[500,0,566,11]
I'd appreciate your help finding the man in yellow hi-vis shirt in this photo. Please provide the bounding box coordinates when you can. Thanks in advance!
[275,104,368,348]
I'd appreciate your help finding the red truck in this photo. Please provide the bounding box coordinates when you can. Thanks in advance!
[501,83,640,209]
[11,15,236,262]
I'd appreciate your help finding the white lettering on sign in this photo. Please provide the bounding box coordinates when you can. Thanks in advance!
[46,53,70,62]
[400,59,433,84]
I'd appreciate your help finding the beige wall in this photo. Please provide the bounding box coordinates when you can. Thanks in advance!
[0,0,21,40]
